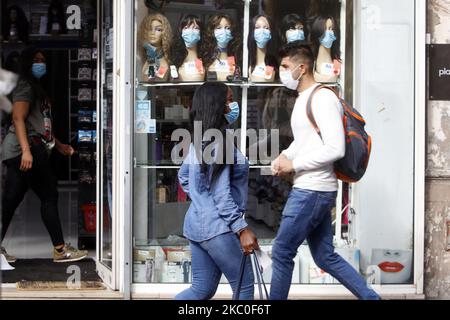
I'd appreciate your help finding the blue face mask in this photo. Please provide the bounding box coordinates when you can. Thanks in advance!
[254,28,271,49]
[320,30,337,49]
[214,29,233,50]
[182,29,201,48]
[225,101,240,125]
[32,63,46,79]
[287,29,305,43]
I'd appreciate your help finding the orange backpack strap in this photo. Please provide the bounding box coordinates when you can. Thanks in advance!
[306,85,340,139]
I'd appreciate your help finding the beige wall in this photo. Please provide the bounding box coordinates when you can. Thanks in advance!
[426,0,450,300]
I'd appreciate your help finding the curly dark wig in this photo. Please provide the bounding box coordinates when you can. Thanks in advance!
[170,14,203,68]
[200,14,242,70]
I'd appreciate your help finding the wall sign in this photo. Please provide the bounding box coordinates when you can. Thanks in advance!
[429,44,450,101]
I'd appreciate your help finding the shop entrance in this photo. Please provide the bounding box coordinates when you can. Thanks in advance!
[1,0,115,293]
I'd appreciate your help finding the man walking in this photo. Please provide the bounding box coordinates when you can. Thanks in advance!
[270,42,380,300]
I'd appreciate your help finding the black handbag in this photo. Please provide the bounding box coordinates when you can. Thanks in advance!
[233,252,269,300]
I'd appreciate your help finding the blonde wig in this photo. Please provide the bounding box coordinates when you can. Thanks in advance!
[137,13,173,63]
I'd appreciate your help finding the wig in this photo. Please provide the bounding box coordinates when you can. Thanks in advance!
[170,14,203,68]
[200,14,241,69]
[137,13,173,64]
[310,15,341,61]
[248,14,278,72]
[2,5,30,43]
[279,13,308,44]
[47,0,67,34]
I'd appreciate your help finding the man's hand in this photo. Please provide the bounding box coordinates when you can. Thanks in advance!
[239,228,260,256]
[57,143,75,157]
[271,154,294,177]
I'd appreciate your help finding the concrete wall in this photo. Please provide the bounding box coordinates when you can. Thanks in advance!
[425,0,450,300]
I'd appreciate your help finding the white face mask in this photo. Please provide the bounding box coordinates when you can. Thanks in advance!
[279,64,303,90]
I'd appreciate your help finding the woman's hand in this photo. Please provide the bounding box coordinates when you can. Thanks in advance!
[57,143,75,156]
[239,228,260,256]
[20,150,33,171]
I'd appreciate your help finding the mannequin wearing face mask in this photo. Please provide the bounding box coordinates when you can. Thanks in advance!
[137,14,173,82]
[311,16,341,83]
[249,15,277,83]
[280,14,308,45]
[202,15,240,82]
[171,15,205,82]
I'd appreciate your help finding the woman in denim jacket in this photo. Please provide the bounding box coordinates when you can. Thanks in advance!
[175,82,259,300]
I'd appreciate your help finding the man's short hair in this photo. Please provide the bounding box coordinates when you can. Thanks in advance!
[279,41,315,74]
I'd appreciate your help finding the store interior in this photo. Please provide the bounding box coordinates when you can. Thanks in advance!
[1,0,102,285]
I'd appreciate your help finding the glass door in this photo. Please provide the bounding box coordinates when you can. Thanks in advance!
[97,0,115,288]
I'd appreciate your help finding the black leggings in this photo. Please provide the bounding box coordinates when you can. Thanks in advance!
[2,142,65,247]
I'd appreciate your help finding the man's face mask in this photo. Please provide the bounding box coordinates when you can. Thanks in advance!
[279,63,303,91]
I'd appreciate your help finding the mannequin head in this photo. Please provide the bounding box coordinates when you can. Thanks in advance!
[248,15,278,71]
[280,14,308,44]
[47,0,67,34]
[137,13,173,63]
[2,5,29,42]
[201,14,241,69]
[171,15,203,68]
[311,15,340,60]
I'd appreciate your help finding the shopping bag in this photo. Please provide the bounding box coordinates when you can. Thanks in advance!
[233,252,269,300]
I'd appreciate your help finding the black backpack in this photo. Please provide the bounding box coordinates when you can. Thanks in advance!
[306,85,372,183]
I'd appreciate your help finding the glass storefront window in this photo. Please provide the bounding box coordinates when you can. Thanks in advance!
[132,0,415,287]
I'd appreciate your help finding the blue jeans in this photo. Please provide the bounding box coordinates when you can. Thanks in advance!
[270,188,381,300]
[175,232,254,300]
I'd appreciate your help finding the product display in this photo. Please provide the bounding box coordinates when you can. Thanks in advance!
[106,73,113,90]
[248,15,277,83]
[280,13,308,44]
[311,15,341,83]
[202,14,241,82]
[78,88,92,101]
[78,110,93,123]
[156,173,169,204]
[78,130,93,143]
[161,248,192,283]
[78,48,92,61]
[128,0,416,289]
[78,67,92,80]
[2,5,29,43]
[137,13,173,82]
[47,0,67,35]
[171,15,205,82]
[133,247,165,283]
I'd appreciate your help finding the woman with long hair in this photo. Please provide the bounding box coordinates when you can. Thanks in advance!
[175,82,259,300]
[1,47,88,263]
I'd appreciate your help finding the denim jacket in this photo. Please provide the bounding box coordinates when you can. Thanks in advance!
[178,143,249,242]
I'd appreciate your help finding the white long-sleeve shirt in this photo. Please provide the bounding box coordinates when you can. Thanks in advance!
[281,83,345,192]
